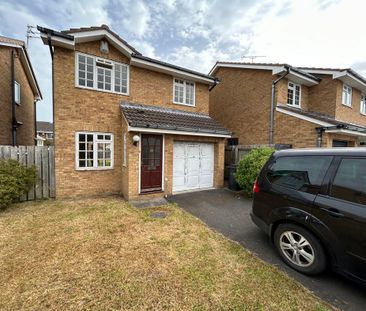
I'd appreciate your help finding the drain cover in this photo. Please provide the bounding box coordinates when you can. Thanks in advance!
[150,211,168,219]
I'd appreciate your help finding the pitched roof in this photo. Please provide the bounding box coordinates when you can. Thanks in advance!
[121,101,231,136]
[277,104,366,131]
[0,35,24,47]
[61,25,141,55]
[37,25,216,84]
[37,121,53,132]
[210,62,320,84]
[0,35,42,99]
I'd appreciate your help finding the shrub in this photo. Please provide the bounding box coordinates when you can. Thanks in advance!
[0,159,37,209]
[235,147,274,197]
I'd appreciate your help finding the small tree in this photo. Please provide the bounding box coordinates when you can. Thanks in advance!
[235,147,274,197]
[0,159,37,209]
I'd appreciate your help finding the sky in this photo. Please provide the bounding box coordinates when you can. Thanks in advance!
[0,0,365,122]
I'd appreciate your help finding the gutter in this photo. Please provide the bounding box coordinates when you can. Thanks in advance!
[269,66,290,144]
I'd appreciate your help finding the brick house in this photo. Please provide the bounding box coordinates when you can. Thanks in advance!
[36,121,53,146]
[209,63,366,148]
[0,36,42,146]
[38,25,230,200]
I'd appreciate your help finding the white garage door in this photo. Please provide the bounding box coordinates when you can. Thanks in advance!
[173,142,214,192]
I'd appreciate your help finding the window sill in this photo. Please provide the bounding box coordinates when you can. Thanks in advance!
[341,103,352,108]
[172,101,196,108]
[75,167,114,171]
[75,85,129,97]
[286,104,301,109]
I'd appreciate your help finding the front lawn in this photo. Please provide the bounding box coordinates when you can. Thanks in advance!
[0,198,330,310]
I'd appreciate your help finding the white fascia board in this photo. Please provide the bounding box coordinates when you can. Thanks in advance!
[131,57,215,84]
[333,71,366,89]
[210,63,279,76]
[287,70,319,86]
[324,129,366,138]
[127,126,231,138]
[276,107,333,127]
[40,33,75,49]
[19,49,42,99]
[72,30,133,57]
[1,42,42,98]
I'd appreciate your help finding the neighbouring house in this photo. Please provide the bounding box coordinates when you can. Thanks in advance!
[36,121,53,146]
[38,25,230,200]
[209,62,366,148]
[0,36,42,146]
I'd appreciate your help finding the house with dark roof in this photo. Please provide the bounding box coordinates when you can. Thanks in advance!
[0,35,42,146]
[209,62,366,148]
[36,121,53,146]
[38,25,230,200]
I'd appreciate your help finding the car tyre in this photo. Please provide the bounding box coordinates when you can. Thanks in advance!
[274,223,327,275]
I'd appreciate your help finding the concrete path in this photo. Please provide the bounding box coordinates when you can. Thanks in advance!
[168,188,366,311]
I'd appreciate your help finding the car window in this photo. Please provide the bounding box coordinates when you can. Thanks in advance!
[331,158,366,206]
[266,156,332,194]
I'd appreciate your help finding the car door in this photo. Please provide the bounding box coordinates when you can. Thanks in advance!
[313,157,366,281]
[262,155,333,216]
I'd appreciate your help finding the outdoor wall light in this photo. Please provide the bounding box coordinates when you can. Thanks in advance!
[133,135,140,146]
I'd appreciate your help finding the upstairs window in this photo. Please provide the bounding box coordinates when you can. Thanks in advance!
[76,53,128,95]
[287,82,301,107]
[173,78,195,106]
[342,84,352,106]
[361,94,366,115]
[76,132,113,170]
[14,81,21,105]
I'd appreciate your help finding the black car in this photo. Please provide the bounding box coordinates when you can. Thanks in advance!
[251,148,366,285]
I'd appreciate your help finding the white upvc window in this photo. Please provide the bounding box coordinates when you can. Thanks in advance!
[173,78,195,106]
[76,52,129,95]
[342,84,352,106]
[76,132,114,170]
[123,133,127,167]
[287,82,301,107]
[14,81,20,105]
[361,94,366,115]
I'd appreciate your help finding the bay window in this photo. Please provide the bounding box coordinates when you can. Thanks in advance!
[76,53,128,95]
[76,132,113,170]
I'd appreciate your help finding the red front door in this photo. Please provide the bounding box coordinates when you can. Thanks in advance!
[141,134,163,192]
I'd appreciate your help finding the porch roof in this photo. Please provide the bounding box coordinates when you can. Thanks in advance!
[120,101,232,138]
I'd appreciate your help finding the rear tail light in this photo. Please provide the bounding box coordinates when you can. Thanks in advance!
[253,180,260,193]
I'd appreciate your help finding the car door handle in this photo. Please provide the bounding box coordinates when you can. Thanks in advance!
[320,208,344,218]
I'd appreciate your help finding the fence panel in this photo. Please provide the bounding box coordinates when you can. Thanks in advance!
[0,145,55,201]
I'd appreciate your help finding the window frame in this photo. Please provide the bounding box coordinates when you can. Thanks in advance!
[75,131,114,171]
[14,81,21,105]
[75,52,129,96]
[172,77,196,107]
[287,81,301,108]
[342,84,352,107]
[360,94,366,115]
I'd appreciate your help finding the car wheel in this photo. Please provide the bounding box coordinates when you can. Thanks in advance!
[274,223,327,275]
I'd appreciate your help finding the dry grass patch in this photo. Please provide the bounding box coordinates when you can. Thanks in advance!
[0,198,330,310]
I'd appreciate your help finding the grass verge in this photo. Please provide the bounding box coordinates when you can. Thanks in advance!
[0,197,331,310]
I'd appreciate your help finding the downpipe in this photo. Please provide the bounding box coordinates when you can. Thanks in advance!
[269,67,290,145]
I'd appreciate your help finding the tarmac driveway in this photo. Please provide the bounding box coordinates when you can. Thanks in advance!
[168,188,366,311]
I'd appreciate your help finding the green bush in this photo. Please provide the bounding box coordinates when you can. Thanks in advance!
[0,159,37,209]
[235,147,274,197]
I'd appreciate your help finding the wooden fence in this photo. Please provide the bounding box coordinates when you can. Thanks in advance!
[0,145,55,200]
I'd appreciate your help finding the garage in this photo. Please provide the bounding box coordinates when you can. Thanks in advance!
[173,142,214,192]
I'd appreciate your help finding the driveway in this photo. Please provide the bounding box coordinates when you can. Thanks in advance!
[168,188,366,311]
